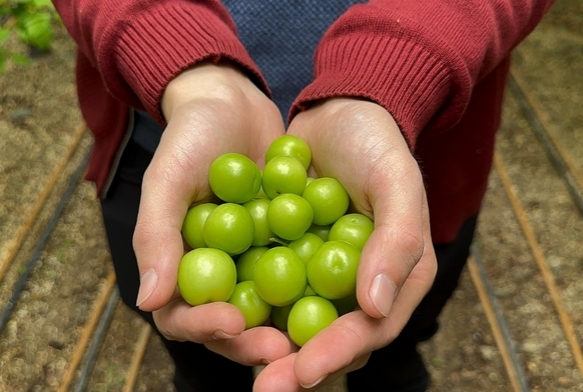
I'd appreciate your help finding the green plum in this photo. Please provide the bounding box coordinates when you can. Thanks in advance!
[203,203,254,256]
[253,247,307,306]
[181,203,217,249]
[262,155,307,199]
[302,177,350,225]
[209,152,261,203]
[177,248,237,306]
[228,281,272,329]
[236,246,269,282]
[288,296,338,347]
[307,240,361,300]
[265,134,312,170]
[243,198,274,246]
[267,194,313,241]
[329,213,374,251]
[288,232,324,265]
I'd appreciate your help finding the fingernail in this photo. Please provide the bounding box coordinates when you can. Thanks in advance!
[370,273,396,317]
[212,330,239,340]
[300,375,326,389]
[136,269,157,307]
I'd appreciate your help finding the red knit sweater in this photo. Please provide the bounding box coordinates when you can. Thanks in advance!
[52,0,554,243]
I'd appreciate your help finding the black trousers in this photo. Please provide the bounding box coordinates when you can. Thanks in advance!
[100,139,478,392]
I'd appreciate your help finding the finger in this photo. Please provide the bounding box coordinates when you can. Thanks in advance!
[132,107,226,312]
[133,143,198,311]
[253,353,300,392]
[355,151,428,318]
[205,326,292,366]
[152,300,246,342]
[253,352,369,392]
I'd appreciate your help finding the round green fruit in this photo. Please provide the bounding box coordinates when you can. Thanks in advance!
[267,194,313,241]
[253,247,307,307]
[307,240,361,300]
[181,203,217,249]
[203,203,254,256]
[209,153,261,203]
[243,198,274,246]
[287,296,338,347]
[177,248,237,306]
[287,232,324,265]
[329,213,374,251]
[228,281,272,329]
[236,246,269,282]
[302,177,350,225]
[265,134,312,170]
[262,155,307,199]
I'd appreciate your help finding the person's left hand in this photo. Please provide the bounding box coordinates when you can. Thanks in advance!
[252,98,438,391]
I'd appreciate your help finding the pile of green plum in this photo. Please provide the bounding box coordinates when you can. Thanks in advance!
[178,135,374,347]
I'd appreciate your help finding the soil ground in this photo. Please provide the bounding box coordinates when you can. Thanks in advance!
[1,1,582,391]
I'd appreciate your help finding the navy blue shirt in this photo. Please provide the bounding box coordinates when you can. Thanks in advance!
[132,1,361,153]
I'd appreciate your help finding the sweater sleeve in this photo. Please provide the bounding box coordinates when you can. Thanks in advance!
[52,0,269,124]
[290,0,555,148]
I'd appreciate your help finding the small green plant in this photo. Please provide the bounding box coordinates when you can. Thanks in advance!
[0,0,59,71]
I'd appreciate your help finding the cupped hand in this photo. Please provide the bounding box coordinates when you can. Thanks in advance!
[132,61,291,364]
[253,98,438,391]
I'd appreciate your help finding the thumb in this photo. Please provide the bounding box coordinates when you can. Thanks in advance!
[132,151,196,311]
[355,162,427,319]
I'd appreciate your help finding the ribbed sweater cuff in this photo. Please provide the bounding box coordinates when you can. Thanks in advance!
[111,3,268,124]
[291,36,452,149]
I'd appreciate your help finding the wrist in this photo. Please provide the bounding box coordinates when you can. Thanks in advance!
[161,60,256,121]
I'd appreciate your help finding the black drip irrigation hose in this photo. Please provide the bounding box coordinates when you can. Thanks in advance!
[0,149,91,335]
[72,287,120,392]
[507,75,583,216]
[470,245,531,392]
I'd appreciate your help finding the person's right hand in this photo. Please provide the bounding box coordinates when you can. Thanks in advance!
[132,61,292,365]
